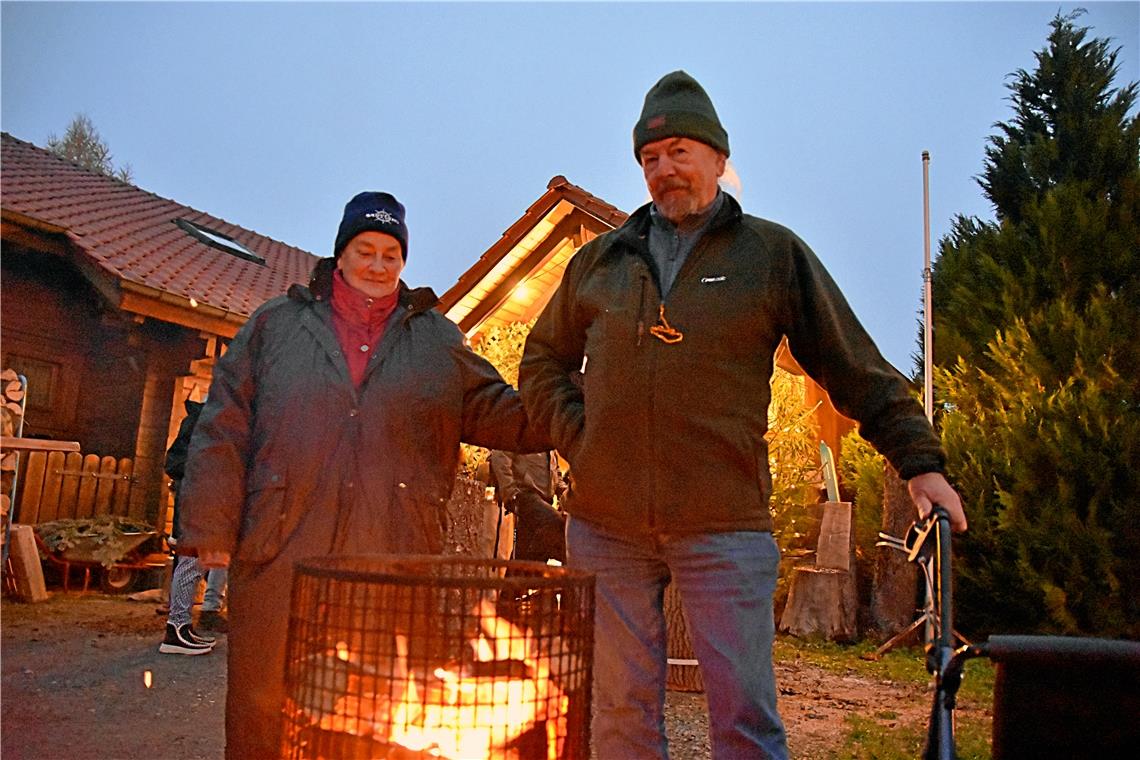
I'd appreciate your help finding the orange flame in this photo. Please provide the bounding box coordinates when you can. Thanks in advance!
[306,599,570,759]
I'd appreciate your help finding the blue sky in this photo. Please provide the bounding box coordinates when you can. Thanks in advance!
[3,1,1137,372]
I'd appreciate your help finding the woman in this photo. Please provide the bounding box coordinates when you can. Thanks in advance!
[178,191,547,758]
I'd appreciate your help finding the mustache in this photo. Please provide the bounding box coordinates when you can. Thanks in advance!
[655,178,690,192]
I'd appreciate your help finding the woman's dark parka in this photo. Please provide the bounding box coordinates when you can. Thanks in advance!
[178,263,545,758]
[180,268,543,561]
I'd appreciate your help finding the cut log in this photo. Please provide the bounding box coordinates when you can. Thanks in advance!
[779,565,857,641]
[816,501,852,571]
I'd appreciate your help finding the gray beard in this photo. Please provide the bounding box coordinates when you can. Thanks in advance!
[653,193,701,225]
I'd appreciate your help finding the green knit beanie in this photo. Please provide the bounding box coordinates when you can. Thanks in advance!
[632,70,730,162]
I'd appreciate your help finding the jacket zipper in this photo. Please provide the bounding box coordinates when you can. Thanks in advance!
[636,273,649,346]
[643,268,659,532]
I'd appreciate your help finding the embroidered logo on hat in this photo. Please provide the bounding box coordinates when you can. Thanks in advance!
[364,210,399,224]
[648,115,667,129]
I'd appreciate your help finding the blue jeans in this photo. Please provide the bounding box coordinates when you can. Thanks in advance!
[567,516,787,760]
[203,567,227,613]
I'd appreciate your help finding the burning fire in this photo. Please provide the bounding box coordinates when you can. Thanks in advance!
[304,598,569,759]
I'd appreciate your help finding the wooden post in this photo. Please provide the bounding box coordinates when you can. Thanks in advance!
[128,367,174,524]
[6,524,48,602]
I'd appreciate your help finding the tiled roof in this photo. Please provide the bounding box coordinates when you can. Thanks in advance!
[1,133,318,331]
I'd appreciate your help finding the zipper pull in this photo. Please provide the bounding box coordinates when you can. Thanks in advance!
[649,303,684,344]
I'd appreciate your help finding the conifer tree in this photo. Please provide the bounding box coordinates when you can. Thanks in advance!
[932,12,1138,636]
[46,113,134,182]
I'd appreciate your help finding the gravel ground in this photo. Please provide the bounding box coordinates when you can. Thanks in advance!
[2,592,946,759]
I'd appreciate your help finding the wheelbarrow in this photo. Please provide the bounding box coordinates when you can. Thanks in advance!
[33,519,167,594]
[888,507,1140,759]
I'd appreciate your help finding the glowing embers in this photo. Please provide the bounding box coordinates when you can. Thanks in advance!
[388,600,569,758]
[283,556,594,760]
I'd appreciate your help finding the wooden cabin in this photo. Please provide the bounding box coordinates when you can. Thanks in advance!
[1,132,318,531]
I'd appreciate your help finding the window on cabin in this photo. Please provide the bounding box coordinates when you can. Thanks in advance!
[174,219,265,264]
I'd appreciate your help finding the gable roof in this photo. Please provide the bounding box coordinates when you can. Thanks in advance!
[1,132,318,338]
[439,175,628,339]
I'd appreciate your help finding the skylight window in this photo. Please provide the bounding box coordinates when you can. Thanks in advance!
[175,219,265,264]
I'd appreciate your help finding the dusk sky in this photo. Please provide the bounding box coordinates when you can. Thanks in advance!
[3,1,1137,372]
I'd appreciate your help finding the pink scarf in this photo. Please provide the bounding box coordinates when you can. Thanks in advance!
[329,269,399,387]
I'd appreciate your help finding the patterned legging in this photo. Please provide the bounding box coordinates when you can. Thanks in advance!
[167,556,227,627]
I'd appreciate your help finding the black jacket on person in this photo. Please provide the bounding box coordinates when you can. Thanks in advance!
[520,194,944,537]
[164,398,203,538]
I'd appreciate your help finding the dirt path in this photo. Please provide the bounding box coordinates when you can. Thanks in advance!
[2,594,936,759]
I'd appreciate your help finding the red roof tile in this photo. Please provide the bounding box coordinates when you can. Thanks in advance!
[1,132,318,327]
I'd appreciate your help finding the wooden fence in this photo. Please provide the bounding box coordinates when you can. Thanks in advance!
[15,451,137,524]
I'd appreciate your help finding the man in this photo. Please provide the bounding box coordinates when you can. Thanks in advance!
[519,70,967,759]
[488,449,566,563]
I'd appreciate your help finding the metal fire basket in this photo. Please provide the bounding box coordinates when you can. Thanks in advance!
[283,555,595,760]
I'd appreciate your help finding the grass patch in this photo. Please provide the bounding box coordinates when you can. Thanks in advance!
[829,713,991,759]
[777,636,995,758]
[774,636,995,703]
[832,713,924,759]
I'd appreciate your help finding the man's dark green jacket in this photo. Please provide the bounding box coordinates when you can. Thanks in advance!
[519,194,944,535]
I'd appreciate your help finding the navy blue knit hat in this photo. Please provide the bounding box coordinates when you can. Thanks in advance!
[333,191,409,260]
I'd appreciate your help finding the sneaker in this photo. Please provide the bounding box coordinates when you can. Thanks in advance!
[158,623,214,655]
[187,625,216,645]
[198,610,229,633]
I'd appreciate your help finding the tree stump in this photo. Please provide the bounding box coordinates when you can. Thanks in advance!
[665,582,703,692]
[779,565,857,641]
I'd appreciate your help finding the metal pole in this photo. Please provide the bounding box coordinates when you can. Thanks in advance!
[921,152,935,649]
[922,151,933,423]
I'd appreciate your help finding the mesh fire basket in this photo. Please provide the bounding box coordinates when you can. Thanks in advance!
[283,555,595,760]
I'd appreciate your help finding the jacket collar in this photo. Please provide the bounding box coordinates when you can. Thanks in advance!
[613,191,744,252]
[289,257,439,316]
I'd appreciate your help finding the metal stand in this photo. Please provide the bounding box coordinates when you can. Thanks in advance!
[865,529,968,660]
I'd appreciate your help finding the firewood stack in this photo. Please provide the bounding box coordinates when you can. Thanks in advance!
[1,368,28,556]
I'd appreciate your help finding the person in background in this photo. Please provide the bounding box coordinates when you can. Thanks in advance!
[519,70,967,759]
[158,396,227,655]
[489,449,566,563]
[177,191,547,758]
